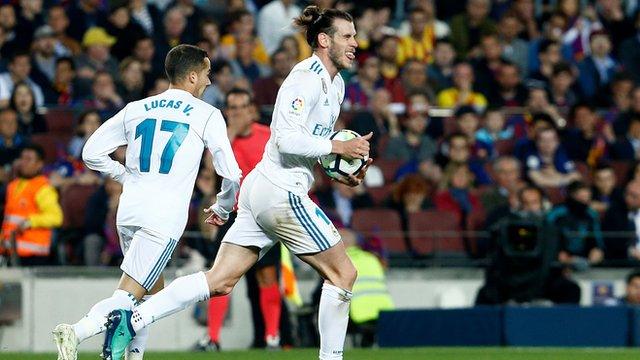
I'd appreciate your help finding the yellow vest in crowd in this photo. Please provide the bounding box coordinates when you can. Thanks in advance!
[346,246,395,324]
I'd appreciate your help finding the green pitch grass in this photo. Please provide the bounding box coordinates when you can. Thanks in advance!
[2,348,640,360]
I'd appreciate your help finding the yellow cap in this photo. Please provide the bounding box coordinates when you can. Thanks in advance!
[82,27,116,47]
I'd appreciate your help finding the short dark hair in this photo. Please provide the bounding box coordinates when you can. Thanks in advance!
[594,162,613,173]
[408,6,426,17]
[518,184,544,202]
[135,36,154,46]
[627,269,640,284]
[0,107,17,118]
[210,59,231,75]
[538,39,559,55]
[164,44,208,84]
[455,105,478,118]
[531,112,557,130]
[23,143,45,161]
[9,50,30,64]
[55,56,75,70]
[229,9,251,24]
[77,110,101,126]
[552,62,573,77]
[630,114,640,126]
[294,5,353,49]
[225,87,253,107]
[271,47,290,62]
[447,132,468,144]
[435,38,453,48]
[569,101,595,120]
[567,180,589,198]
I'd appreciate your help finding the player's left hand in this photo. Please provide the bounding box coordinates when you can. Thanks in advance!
[204,207,227,226]
[334,158,374,187]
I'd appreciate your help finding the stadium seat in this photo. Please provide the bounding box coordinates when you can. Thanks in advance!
[408,210,463,256]
[543,186,566,205]
[60,183,99,229]
[494,139,515,156]
[574,161,591,183]
[465,207,487,256]
[30,133,72,164]
[375,159,404,183]
[367,184,393,206]
[377,134,389,156]
[351,209,405,254]
[472,184,493,199]
[483,162,495,183]
[44,108,75,133]
[611,161,631,186]
[443,116,457,136]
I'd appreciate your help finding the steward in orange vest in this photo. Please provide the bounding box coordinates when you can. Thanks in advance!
[1,144,63,265]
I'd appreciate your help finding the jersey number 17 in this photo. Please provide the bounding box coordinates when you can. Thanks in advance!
[135,118,190,174]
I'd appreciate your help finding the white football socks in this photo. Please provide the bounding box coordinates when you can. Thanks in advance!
[128,295,152,356]
[72,289,137,343]
[318,283,352,360]
[132,272,210,332]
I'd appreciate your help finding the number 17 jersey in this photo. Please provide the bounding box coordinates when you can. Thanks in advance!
[82,88,241,240]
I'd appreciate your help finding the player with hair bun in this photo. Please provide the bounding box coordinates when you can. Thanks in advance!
[101,6,372,360]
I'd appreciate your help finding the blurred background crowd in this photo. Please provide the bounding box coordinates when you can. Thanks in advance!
[3,0,640,291]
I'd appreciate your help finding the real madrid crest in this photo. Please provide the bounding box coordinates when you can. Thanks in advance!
[321,78,327,94]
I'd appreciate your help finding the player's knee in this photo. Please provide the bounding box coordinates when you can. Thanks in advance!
[344,265,358,289]
[328,262,357,291]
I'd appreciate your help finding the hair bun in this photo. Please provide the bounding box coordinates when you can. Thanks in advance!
[295,5,322,27]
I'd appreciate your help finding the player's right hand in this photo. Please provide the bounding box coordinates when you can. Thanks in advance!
[340,132,372,160]
[204,207,227,226]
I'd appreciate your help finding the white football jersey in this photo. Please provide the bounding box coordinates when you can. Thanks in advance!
[256,54,344,194]
[83,88,242,239]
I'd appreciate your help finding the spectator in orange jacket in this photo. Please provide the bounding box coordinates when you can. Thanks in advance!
[1,144,63,265]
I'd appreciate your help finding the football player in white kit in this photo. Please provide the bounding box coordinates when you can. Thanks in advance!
[101,5,372,360]
[52,44,242,360]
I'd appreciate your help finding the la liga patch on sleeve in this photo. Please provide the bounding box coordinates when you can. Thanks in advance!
[290,97,304,113]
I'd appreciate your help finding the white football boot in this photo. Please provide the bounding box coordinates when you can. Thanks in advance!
[53,323,78,360]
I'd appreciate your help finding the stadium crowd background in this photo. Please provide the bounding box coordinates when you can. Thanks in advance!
[3,0,640,275]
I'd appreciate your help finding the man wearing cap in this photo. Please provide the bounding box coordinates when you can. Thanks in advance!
[74,27,119,82]
[32,26,58,83]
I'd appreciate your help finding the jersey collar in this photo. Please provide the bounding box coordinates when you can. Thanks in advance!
[308,54,334,84]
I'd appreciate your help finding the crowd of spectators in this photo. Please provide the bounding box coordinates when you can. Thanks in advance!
[4,0,640,270]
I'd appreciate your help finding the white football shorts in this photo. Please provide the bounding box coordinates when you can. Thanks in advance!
[118,225,178,291]
[222,170,341,256]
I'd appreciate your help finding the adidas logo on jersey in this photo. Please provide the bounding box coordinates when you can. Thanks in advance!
[323,99,329,106]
